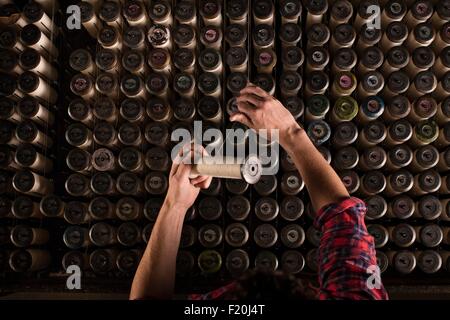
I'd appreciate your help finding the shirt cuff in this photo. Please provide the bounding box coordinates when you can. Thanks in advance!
[313,197,366,230]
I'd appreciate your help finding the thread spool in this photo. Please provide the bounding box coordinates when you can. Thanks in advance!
[148,48,171,76]
[200,25,222,50]
[305,0,328,30]
[40,195,64,218]
[330,24,355,53]
[381,46,409,76]
[65,173,92,197]
[389,223,416,248]
[329,0,353,29]
[432,21,450,54]
[331,121,358,148]
[368,224,389,248]
[173,72,195,98]
[18,71,57,105]
[9,249,51,272]
[198,72,221,99]
[357,121,387,149]
[409,120,439,148]
[119,99,144,124]
[254,73,275,96]
[440,175,450,194]
[404,47,435,79]
[332,146,359,171]
[437,148,450,172]
[354,0,379,31]
[0,26,25,53]
[356,96,384,125]
[306,23,330,49]
[409,170,441,196]
[330,72,357,99]
[359,146,387,172]
[339,170,360,194]
[144,122,169,147]
[175,0,197,26]
[116,198,143,222]
[330,96,358,123]
[189,155,262,185]
[387,250,416,274]
[416,250,443,274]
[415,195,442,221]
[417,224,443,248]
[147,0,172,26]
[409,145,439,173]
[253,24,274,50]
[20,23,58,59]
[88,197,115,221]
[226,0,248,24]
[385,144,413,172]
[12,196,42,219]
[13,170,53,196]
[305,47,329,73]
[381,0,407,27]
[304,71,328,98]
[386,195,415,219]
[365,195,387,220]
[95,48,120,74]
[382,96,410,122]
[359,171,386,196]
[122,0,148,27]
[253,0,274,25]
[93,97,118,124]
[280,0,302,24]
[356,25,382,54]
[331,48,357,73]
[384,170,413,197]
[384,119,413,147]
[380,21,408,52]
[404,0,433,29]
[434,123,450,149]
[254,48,277,74]
[280,71,302,98]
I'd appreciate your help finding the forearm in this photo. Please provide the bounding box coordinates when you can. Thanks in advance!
[282,125,349,212]
[130,201,186,300]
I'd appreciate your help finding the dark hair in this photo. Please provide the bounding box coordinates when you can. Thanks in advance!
[223,269,318,300]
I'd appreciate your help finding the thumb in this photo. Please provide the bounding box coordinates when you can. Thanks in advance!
[176,161,192,181]
[230,112,252,128]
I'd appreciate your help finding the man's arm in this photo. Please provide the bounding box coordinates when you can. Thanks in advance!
[232,84,388,299]
[233,85,349,212]
[129,201,186,300]
[281,127,350,212]
[130,148,211,300]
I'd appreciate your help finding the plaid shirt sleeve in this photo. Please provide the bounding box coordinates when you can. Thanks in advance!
[313,197,388,300]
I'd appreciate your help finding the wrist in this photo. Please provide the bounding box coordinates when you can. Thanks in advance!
[280,123,306,152]
[162,198,189,217]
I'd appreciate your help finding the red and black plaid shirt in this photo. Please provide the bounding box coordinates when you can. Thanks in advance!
[189,197,389,300]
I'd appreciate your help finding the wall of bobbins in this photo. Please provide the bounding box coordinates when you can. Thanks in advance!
[0,0,449,296]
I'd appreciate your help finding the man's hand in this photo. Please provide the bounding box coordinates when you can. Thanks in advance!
[164,144,212,212]
[230,84,302,148]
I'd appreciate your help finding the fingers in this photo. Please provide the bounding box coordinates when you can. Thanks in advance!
[236,93,263,108]
[175,158,192,181]
[240,84,269,98]
[190,175,212,189]
[236,100,256,115]
[194,177,212,189]
[230,112,253,128]
[170,145,192,177]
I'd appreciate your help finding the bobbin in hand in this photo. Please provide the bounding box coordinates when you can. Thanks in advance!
[165,143,212,212]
